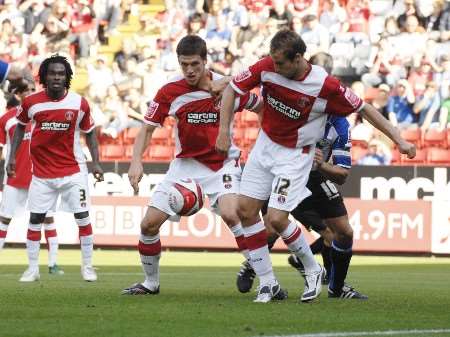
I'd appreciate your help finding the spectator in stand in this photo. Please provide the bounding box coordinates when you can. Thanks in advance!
[87,55,114,101]
[19,0,52,35]
[372,84,391,120]
[387,79,416,128]
[357,140,392,166]
[340,0,370,42]
[361,38,406,88]
[187,12,207,38]
[415,81,442,130]
[439,83,450,130]
[394,14,427,66]
[268,0,293,29]
[288,0,318,19]
[68,0,96,59]
[300,14,330,55]
[319,0,347,40]
[408,60,434,97]
[435,55,450,100]
[381,15,401,39]
[206,14,232,62]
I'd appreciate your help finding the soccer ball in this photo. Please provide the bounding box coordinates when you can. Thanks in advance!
[168,178,204,216]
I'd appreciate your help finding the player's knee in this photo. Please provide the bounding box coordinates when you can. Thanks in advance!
[30,213,46,224]
[43,217,54,224]
[140,217,159,236]
[220,211,240,227]
[236,202,258,223]
[74,211,89,219]
[336,227,353,243]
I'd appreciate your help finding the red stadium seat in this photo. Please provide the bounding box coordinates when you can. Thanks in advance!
[423,129,446,148]
[124,127,141,144]
[427,148,450,165]
[401,148,427,165]
[125,145,134,159]
[447,129,450,148]
[390,149,401,165]
[101,145,125,161]
[400,128,422,148]
[148,145,173,162]
[351,146,368,163]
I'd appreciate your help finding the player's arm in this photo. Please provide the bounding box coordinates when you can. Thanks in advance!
[5,123,25,178]
[315,149,349,185]
[85,130,104,182]
[128,123,156,193]
[216,84,237,156]
[359,103,415,158]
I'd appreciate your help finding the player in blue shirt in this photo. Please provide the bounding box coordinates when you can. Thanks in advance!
[237,52,367,300]
[0,59,31,88]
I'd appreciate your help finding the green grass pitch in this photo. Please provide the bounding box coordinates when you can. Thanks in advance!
[1,249,450,337]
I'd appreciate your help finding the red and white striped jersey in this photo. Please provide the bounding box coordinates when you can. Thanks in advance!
[144,72,260,171]
[16,90,95,179]
[0,107,32,189]
[230,56,364,148]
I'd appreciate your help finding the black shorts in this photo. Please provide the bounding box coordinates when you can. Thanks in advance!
[291,172,348,221]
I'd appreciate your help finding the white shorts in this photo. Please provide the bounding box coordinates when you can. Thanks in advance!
[150,157,241,219]
[28,171,90,214]
[0,185,28,218]
[240,130,314,212]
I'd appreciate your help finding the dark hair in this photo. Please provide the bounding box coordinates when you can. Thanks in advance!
[309,52,333,74]
[176,35,207,60]
[38,54,73,89]
[270,29,306,60]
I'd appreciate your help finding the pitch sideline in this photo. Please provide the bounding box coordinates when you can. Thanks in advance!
[259,328,450,337]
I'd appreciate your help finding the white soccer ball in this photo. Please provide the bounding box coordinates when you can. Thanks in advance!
[168,178,204,216]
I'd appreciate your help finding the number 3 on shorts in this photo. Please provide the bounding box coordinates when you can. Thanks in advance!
[79,189,87,203]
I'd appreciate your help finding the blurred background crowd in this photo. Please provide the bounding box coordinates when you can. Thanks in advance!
[0,0,449,165]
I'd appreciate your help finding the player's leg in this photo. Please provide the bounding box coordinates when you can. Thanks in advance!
[21,177,56,282]
[123,179,178,295]
[43,215,63,275]
[324,215,367,299]
[73,211,96,281]
[0,185,28,250]
[0,216,11,250]
[19,212,46,282]
[122,206,169,295]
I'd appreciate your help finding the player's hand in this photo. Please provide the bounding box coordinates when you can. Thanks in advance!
[313,148,324,168]
[128,161,144,194]
[398,140,416,159]
[6,161,16,178]
[92,162,104,182]
[215,131,231,156]
[209,77,230,100]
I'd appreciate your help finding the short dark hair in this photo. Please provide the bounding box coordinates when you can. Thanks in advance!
[309,52,333,74]
[38,54,73,89]
[270,29,307,60]
[176,35,207,60]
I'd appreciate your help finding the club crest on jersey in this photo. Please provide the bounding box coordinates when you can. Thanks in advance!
[298,96,310,109]
[344,87,360,108]
[65,111,74,121]
[234,69,251,83]
[145,101,159,120]
[277,195,286,204]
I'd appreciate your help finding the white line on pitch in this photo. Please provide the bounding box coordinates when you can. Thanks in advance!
[259,329,450,337]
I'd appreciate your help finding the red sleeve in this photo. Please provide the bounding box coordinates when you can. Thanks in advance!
[322,76,364,116]
[235,92,261,112]
[144,87,170,127]
[0,113,7,145]
[79,97,95,132]
[230,57,272,95]
[16,97,31,125]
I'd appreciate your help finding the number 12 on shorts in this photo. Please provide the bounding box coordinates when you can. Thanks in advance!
[274,178,290,196]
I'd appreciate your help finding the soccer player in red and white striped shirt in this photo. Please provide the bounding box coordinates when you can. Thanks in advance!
[6,55,104,282]
[0,79,64,275]
[216,29,416,303]
[123,35,263,295]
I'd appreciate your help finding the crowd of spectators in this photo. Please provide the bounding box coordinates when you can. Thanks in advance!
[0,0,449,165]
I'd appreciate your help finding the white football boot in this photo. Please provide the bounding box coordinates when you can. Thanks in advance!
[19,268,40,282]
[81,265,97,282]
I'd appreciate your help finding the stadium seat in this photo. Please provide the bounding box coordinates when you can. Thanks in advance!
[401,148,427,165]
[151,127,171,145]
[125,145,134,159]
[423,129,447,148]
[390,149,401,165]
[148,145,173,162]
[427,148,450,165]
[351,146,368,163]
[124,127,140,144]
[400,128,422,148]
[447,129,450,148]
[101,145,125,161]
